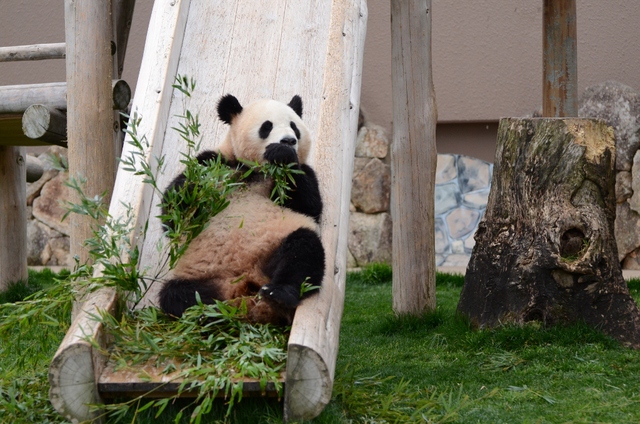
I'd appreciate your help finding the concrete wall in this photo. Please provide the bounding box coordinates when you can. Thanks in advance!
[2,1,639,162]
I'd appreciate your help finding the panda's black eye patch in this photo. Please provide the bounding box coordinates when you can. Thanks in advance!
[290,121,300,139]
[259,121,273,139]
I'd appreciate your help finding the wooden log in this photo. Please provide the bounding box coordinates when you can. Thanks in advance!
[49,288,118,422]
[0,43,66,62]
[111,0,137,158]
[543,0,578,117]
[0,146,28,290]
[0,83,67,114]
[65,0,117,264]
[0,80,131,114]
[284,1,367,420]
[112,0,137,78]
[390,0,438,315]
[22,105,67,143]
[457,118,640,348]
[49,0,192,420]
[50,0,366,420]
[0,114,66,147]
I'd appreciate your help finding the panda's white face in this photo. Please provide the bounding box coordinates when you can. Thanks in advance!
[217,96,311,164]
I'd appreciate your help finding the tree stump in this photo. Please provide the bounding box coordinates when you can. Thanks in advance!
[457,118,640,348]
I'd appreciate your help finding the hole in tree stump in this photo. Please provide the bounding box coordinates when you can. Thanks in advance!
[560,228,587,259]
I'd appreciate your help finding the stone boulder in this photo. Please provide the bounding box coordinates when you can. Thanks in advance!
[355,124,388,159]
[32,171,71,236]
[579,81,640,172]
[348,212,392,266]
[351,157,391,213]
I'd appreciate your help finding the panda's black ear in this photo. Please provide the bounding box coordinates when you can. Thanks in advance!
[217,94,243,124]
[288,95,303,118]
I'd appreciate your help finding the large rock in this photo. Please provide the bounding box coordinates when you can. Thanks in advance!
[351,158,391,213]
[32,172,71,236]
[355,124,388,159]
[38,145,69,172]
[616,202,640,263]
[26,169,58,206]
[579,81,640,171]
[348,212,392,266]
[26,219,70,266]
[616,171,633,204]
[27,219,49,265]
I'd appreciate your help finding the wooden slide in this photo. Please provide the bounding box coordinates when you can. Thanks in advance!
[48,0,367,422]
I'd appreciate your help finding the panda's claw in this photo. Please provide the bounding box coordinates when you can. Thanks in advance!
[259,284,300,309]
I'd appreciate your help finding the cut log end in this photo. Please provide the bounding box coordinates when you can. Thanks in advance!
[284,344,332,421]
[48,342,100,423]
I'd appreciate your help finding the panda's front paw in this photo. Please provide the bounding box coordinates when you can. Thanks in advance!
[264,144,298,165]
[259,284,300,309]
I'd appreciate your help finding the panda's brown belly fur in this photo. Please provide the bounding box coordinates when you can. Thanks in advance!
[169,188,318,300]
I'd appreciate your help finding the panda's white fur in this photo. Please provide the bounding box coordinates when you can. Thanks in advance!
[159,94,325,325]
[217,98,311,166]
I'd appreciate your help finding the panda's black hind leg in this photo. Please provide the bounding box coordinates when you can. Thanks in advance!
[159,278,221,318]
[261,228,325,308]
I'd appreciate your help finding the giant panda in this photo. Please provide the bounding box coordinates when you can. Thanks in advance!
[158,94,325,325]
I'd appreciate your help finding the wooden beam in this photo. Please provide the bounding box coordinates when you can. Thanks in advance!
[0,83,67,113]
[112,0,137,78]
[543,0,578,117]
[390,0,438,315]
[0,146,28,290]
[22,105,67,143]
[0,114,66,147]
[284,1,367,420]
[0,43,66,62]
[0,80,131,114]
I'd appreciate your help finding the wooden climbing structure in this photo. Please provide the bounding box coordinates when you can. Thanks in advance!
[48,0,367,421]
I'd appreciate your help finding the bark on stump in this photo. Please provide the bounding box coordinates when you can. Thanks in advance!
[457,118,640,348]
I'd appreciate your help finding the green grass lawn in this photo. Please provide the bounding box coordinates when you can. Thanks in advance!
[2,265,640,423]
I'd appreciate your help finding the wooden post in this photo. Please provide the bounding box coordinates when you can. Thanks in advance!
[65,0,116,264]
[112,0,137,79]
[390,0,438,315]
[0,146,28,290]
[543,0,577,117]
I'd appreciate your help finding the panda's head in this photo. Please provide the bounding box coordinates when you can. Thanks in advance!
[216,94,311,164]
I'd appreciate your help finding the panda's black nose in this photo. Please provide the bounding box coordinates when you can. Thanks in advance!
[280,137,297,146]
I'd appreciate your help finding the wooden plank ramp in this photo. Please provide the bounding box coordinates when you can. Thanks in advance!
[48,0,367,422]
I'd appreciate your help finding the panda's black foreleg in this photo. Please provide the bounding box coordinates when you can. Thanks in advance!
[260,228,325,309]
[263,144,323,223]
